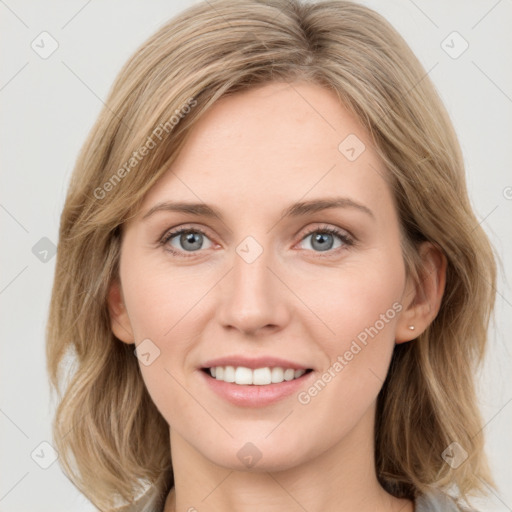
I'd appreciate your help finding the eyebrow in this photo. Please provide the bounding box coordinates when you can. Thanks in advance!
[142,197,374,221]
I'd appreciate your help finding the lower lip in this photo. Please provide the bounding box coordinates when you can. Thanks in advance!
[199,370,314,407]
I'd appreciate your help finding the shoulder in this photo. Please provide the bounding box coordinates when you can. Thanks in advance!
[415,490,478,512]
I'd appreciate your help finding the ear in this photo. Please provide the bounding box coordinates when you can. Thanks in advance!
[395,241,447,344]
[107,278,135,344]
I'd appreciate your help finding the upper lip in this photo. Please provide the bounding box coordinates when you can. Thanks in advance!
[201,356,311,370]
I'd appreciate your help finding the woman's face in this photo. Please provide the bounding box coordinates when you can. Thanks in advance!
[110,81,417,472]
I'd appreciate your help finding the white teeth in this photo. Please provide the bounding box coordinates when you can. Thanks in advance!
[207,366,308,385]
[283,368,295,381]
[235,366,253,385]
[223,365,235,383]
[253,367,272,385]
[271,367,284,383]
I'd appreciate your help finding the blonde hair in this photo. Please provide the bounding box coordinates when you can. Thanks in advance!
[46,0,497,510]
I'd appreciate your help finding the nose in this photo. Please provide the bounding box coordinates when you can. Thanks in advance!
[215,243,292,336]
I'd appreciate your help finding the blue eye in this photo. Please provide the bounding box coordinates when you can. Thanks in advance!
[299,226,353,253]
[161,228,212,255]
[159,224,354,258]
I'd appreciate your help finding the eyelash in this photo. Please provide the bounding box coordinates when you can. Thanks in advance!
[159,224,354,258]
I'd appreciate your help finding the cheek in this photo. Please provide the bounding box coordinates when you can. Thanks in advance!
[121,269,210,426]
[314,253,404,345]
[290,260,404,440]
[301,253,405,416]
[121,261,212,341]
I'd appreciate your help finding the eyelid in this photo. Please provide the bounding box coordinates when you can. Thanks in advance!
[159,222,355,257]
[298,223,354,242]
[294,223,355,257]
[159,223,214,244]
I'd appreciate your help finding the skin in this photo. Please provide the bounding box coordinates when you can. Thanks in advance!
[108,81,446,512]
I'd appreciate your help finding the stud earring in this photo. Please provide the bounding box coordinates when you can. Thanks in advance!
[408,325,415,330]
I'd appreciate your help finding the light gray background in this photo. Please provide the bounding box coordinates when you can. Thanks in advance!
[1,0,511,510]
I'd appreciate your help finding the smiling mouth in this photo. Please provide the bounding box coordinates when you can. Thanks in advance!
[202,366,313,385]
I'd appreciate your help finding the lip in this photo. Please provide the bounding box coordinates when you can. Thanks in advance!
[198,366,315,409]
[201,356,311,371]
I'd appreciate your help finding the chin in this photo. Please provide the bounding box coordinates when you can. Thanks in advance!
[198,435,315,473]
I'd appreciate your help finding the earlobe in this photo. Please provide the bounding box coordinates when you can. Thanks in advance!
[107,278,135,344]
[395,241,447,344]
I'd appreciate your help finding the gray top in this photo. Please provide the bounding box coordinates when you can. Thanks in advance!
[415,490,475,511]
[134,488,473,511]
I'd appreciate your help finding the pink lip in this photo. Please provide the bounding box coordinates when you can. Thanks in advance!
[201,356,311,371]
[198,368,315,408]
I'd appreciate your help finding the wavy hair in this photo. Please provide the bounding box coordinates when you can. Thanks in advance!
[46,0,497,510]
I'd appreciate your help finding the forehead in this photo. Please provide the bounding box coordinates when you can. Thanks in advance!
[139,81,392,221]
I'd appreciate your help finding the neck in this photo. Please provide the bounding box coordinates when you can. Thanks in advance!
[163,405,413,512]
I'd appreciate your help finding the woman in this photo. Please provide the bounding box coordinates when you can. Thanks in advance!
[46,1,497,511]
